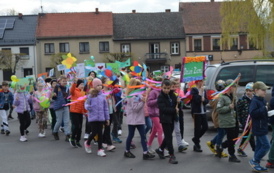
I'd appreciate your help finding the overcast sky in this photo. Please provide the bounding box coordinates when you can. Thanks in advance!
[0,0,209,15]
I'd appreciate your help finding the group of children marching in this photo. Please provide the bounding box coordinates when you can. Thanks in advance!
[1,72,274,170]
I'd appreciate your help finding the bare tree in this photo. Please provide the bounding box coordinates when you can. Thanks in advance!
[0,50,24,75]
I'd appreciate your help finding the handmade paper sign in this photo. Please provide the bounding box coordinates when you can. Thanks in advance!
[37,72,48,79]
[95,63,105,71]
[85,60,95,67]
[76,63,85,78]
[180,56,206,83]
[49,68,54,77]
[57,64,66,71]
[115,58,131,68]
[16,78,30,92]
[106,63,120,75]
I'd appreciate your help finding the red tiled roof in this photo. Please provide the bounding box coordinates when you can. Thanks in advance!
[179,2,222,34]
[36,12,113,38]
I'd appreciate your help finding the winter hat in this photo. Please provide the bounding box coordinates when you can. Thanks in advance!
[92,78,102,88]
[76,79,84,87]
[245,82,254,90]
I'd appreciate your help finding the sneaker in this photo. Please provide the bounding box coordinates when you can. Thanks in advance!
[118,130,122,136]
[193,145,203,152]
[169,155,178,164]
[69,138,77,147]
[102,143,108,149]
[178,145,188,152]
[182,139,189,146]
[84,133,89,140]
[20,136,27,142]
[1,129,4,134]
[249,159,259,168]
[164,149,170,157]
[237,148,247,157]
[155,148,165,159]
[124,151,136,158]
[38,133,45,138]
[8,115,14,120]
[206,141,216,154]
[143,152,155,160]
[148,146,156,154]
[266,162,274,168]
[253,165,268,172]
[5,130,10,136]
[130,143,136,149]
[76,142,82,148]
[97,149,106,157]
[215,152,229,158]
[216,146,223,158]
[52,132,59,140]
[84,141,92,153]
[107,145,116,151]
[229,155,241,163]
[113,137,122,143]
[93,141,98,145]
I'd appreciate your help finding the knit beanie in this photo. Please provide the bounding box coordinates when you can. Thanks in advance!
[92,78,102,88]
[76,79,84,87]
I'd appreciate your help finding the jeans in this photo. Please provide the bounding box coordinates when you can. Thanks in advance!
[126,125,147,152]
[18,111,31,136]
[211,128,226,146]
[53,107,70,135]
[0,110,9,131]
[174,120,183,147]
[111,113,119,138]
[268,124,274,163]
[160,122,175,155]
[254,135,270,163]
[145,116,152,135]
[70,112,83,142]
[192,114,208,145]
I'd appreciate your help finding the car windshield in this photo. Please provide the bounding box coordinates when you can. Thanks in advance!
[205,66,216,87]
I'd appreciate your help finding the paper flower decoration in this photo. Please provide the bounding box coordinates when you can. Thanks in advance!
[130,61,142,76]
[62,53,77,69]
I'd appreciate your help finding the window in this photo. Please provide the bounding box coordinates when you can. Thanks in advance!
[121,44,131,54]
[248,38,257,50]
[230,37,238,50]
[99,42,109,52]
[256,66,274,86]
[194,39,202,51]
[149,43,160,59]
[23,68,33,77]
[20,47,29,60]
[212,38,220,51]
[170,42,180,55]
[44,43,54,54]
[59,43,70,53]
[216,66,254,86]
[161,66,169,73]
[79,42,89,53]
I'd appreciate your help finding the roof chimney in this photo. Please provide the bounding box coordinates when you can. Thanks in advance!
[18,13,23,19]
[165,9,171,12]
[95,8,99,14]
[132,10,136,13]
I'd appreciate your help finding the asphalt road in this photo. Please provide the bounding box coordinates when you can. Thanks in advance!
[0,109,273,173]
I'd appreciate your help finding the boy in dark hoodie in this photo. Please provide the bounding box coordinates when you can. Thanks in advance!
[249,81,271,172]
[0,81,14,135]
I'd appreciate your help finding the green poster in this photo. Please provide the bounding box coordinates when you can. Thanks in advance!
[85,60,95,67]
[183,62,203,82]
[106,63,120,75]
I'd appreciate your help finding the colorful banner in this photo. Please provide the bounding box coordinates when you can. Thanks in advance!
[85,59,95,67]
[76,63,85,78]
[115,58,131,68]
